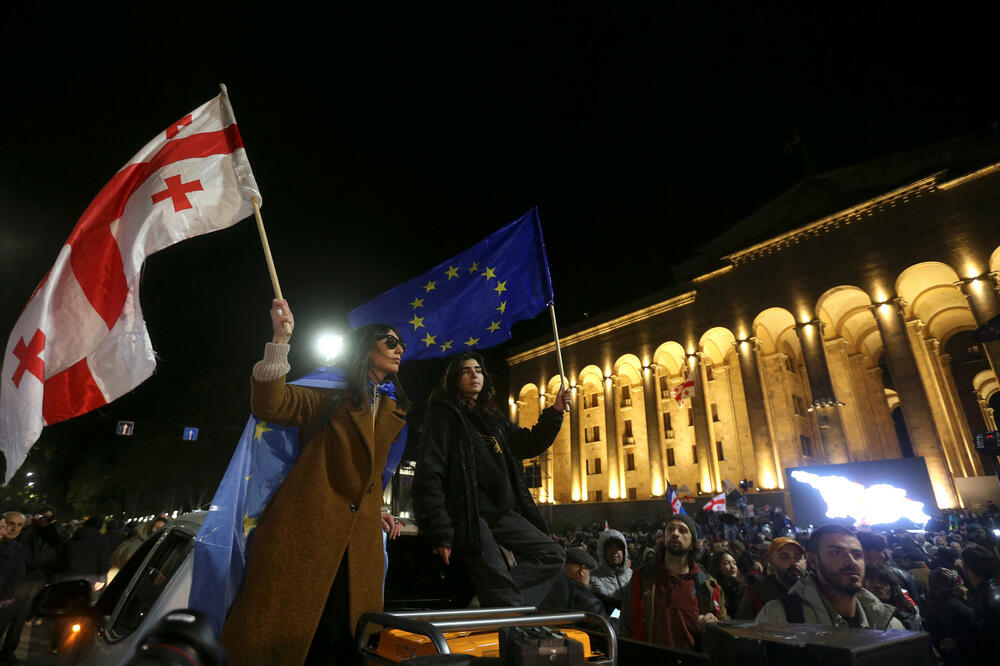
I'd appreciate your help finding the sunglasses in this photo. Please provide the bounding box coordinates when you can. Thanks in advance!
[379,334,406,352]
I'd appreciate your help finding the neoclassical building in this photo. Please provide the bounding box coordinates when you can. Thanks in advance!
[506,136,1000,510]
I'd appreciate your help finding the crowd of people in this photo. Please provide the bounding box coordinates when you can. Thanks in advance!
[537,503,1000,662]
[0,508,169,663]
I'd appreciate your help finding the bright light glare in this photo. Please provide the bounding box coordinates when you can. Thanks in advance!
[71,624,81,633]
[791,470,931,526]
[316,333,344,362]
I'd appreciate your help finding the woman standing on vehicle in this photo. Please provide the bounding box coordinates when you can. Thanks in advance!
[221,299,409,666]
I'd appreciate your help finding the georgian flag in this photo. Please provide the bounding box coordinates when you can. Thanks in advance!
[671,370,695,405]
[667,486,686,516]
[705,492,727,512]
[1,90,259,482]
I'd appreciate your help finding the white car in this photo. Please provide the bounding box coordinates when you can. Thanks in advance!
[39,512,206,665]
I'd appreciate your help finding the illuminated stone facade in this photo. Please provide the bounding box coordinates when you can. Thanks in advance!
[507,139,1000,509]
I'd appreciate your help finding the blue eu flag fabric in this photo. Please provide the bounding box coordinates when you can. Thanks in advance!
[189,367,407,636]
[348,207,553,360]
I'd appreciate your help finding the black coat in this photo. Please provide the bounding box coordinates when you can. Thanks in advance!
[540,572,605,616]
[413,398,562,553]
[0,540,26,600]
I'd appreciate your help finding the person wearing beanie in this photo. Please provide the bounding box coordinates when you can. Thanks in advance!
[620,513,726,652]
[924,567,979,664]
[539,547,605,616]
[590,528,632,613]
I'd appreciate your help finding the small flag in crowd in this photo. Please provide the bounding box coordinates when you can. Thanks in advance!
[0,88,259,481]
[190,366,407,636]
[705,492,727,512]
[348,208,553,361]
[667,486,686,516]
[671,370,694,405]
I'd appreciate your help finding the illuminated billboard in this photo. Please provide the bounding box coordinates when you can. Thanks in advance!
[786,457,937,530]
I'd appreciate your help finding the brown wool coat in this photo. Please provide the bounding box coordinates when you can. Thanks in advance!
[219,375,405,665]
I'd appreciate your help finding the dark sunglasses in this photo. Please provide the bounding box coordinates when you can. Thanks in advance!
[379,334,406,352]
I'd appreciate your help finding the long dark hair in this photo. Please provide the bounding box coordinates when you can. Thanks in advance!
[432,351,503,419]
[339,322,411,412]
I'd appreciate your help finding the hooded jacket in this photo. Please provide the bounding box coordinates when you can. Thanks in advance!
[756,574,905,629]
[590,529,632,601]
[413,397,562,553]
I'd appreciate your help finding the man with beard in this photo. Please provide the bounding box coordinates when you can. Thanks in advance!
[756,525,903,629]
[620,514,725,651]
[735,537,807,619]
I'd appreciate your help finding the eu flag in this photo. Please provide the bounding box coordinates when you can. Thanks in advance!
[189,367,406,635]
[348,208,553,360]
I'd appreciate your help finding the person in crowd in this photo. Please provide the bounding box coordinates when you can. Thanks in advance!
[708,550,745,619]
[735,537,807,619]
[960,544,1000,635]
[621,514,725,651]
[221,299,410,666]
[863,562,921,630]
[756,525,904,629]
[0,514,25,665]
[923,567,978,664]
[64,516,110,585]
[413,352,567,608]
[539,546,604,616]
[856,530,921,600]
[589,528,631,613]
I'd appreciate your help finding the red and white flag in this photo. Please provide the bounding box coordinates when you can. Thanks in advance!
[705,492,727,512]
[671,371,694,405]
[1,89,259,481]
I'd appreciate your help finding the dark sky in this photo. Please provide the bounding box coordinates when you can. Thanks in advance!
[1,4,998,482]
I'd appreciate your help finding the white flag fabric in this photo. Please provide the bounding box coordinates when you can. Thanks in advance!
[705,492,727,512]
[1,91,259,481]
[672,371,694,405]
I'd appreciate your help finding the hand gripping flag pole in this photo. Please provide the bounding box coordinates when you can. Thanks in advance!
[220,83,291,337]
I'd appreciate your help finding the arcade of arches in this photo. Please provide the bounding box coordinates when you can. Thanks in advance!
[506,152,1000,510]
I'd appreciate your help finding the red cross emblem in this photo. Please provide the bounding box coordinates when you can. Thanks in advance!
[12,329,45,389]
[151,175,204,212]
[165,114,193,139]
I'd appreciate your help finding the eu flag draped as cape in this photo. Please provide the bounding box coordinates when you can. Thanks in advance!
[348,207,553,361]
[189,366,406,635]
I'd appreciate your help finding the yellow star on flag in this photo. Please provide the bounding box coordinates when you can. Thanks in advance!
[481,267,496,280]
[409,297,425,309]
[243,511,258,538]
[493,280,507,295]
[444,266,460,280]
[423,280,437,292]
[487,321,501,333]
[464,336,479,347]
[497,301,507,314]
[421,332,437,347]
[468,261,479,273]
[408,314,425,330]
[254,421,273,442]
[441,340,454,351]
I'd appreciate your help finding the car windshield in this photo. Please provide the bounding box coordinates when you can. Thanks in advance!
[108,530,193,640]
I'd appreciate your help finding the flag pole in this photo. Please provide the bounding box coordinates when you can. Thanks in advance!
[251,196,291,335]
[548,302,569,411]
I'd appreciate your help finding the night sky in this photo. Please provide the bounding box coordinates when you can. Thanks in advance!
[1,5,998,493]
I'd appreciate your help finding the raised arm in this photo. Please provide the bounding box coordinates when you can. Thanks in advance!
[504,387,569,460]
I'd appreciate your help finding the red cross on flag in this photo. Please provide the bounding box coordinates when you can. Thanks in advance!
[705,492,727,512]
[671,370,695,405]
[0,88,260,481]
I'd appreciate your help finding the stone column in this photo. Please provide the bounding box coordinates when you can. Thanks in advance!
[794,320,850,463]
[642,364,666,495]
[736,339,778,489]
[570,386,583,501]
[930,342,981,476]
[957,275,1000,378]
[603,376,621,499]
[859,360,902,459]
[689,353,718,493]
[978,397,997,431]
[870,300,959,507]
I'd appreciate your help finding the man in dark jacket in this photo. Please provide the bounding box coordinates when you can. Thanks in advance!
[539,547,604,616]
[735,536,806,619]
[0,514,26,664]
[960,544,1000,635]
[413,352,568,607]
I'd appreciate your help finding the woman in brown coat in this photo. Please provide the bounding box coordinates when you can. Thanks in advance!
[220,299,409,665]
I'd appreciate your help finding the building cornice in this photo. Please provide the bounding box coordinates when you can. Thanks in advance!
[506,291,697,366]
[722,174,940,266]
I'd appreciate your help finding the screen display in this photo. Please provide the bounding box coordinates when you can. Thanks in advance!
[786,457,937,529]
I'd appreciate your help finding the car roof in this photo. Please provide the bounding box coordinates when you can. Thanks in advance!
[164,510,206,537]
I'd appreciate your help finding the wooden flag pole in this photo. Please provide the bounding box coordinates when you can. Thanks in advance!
[548,303,569,411]
[251,196,292,335]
